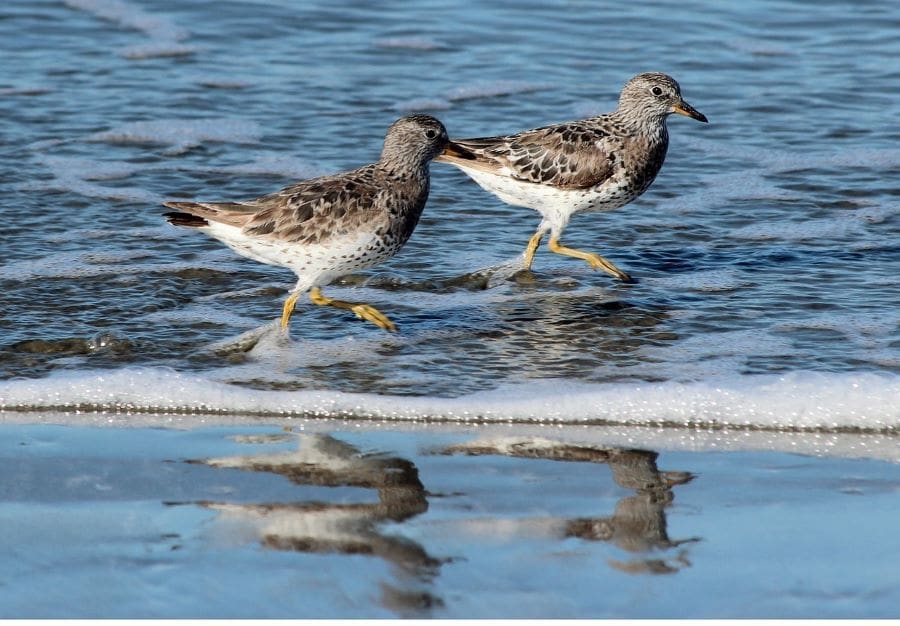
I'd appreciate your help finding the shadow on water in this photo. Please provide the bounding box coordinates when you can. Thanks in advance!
[172,431,696,616]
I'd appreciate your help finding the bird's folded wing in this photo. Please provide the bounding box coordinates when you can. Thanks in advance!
[164,166,388,245]
[438,123,616,190]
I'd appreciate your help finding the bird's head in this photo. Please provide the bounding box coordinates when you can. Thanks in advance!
[381,114,451,167]
[618,72,708,125]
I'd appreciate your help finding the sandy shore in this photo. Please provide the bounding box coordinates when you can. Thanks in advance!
[0,413,898,618]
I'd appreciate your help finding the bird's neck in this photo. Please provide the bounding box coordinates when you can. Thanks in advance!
[608,109,669,141]
[381,158,430,183]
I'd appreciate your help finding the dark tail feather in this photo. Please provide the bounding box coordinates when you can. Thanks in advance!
[164,211,209,228]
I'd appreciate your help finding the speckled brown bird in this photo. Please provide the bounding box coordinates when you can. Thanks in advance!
[164,114,454,332]
[437,72,707,282]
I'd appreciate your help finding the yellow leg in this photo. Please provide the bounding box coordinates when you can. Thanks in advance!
[522,230,543,270]
[548,236,631,281]
[280,292,301,329]
[309,287,397,332]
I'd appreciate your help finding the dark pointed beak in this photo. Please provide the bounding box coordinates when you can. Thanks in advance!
[441,141,477,159]
[672,99,708,123]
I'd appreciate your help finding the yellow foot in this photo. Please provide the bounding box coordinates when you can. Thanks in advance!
[581,253,632,282]
[522,230,544,271]
[280,292,301,330]
[350,304,397,332]
[309,287,397,332]
[548,237,632,282]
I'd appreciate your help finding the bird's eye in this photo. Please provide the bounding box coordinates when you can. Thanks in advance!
[425,129,437,139]
[651,86,663,96]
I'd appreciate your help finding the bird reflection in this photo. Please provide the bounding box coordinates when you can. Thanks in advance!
[180,429,696,619]
[186,433,443,617]
[472,290,673,386]
[439,437,697,574]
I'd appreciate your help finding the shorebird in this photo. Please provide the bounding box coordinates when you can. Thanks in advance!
[437,72,707,282]
[164,114,456,332]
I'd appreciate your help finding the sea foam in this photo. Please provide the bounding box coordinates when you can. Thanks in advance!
[63,0,196,59]
[394,81,551,112]
[0,368,896,433]
[87,118,262,155]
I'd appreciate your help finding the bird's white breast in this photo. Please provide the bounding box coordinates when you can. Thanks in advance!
[454,164,636,229]
[204,221,394,291]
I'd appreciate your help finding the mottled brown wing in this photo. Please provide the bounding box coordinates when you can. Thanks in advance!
[236,165,387,245]
[164,166,386,243]
[444,123,616,190]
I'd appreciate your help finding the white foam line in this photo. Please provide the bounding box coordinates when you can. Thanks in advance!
[0,368,896,433]
[0,410,895,463]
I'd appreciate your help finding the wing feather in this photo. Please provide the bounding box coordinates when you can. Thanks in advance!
[438,122,618,190]
[164,165,388,245]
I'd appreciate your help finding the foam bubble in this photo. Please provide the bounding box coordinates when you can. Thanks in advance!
[29,144,325,205]
[778,311,899,341]
[139,307,265,332]
[64,0,186,40]
[630,329,798,381]
[41,155,138,181]
[651,269,750,292]
[122,43,197,60]
[394,81,551,112]
[0,250,223,281]
[732,216,865,242]
[445,81,550,102]
[87,118,261,154]
[21,155,161,203]
[218,155,331,180]
[775,311,900,368]
[854,204,898,225]
[64,0,195,59]
[681,137,900,174]
[373,37,447,51]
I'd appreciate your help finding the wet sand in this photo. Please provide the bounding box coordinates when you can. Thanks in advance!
[0,414,897,618]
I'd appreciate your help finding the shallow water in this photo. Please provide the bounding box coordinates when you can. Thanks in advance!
[2,0,897,405]
[0,0,898,618]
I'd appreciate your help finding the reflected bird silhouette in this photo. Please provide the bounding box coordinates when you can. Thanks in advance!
[439,437,698,574]
[187,433,442,616]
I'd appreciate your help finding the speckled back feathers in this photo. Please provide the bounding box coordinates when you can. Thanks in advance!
[436,72,704,206]
[165,115,449,253]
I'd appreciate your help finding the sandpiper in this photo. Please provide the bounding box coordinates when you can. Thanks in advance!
[164,114,456,332]
[437,72,707,281]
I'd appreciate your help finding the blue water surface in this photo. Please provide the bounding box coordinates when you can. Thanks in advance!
[0,0,898,618]
[0,0,897,396]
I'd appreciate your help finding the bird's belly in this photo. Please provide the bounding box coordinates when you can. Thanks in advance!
[460,167,637,217]
[205,222,397,283]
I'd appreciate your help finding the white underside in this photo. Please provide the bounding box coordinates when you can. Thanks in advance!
[203,221,391,293]
[454,164,634,236]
